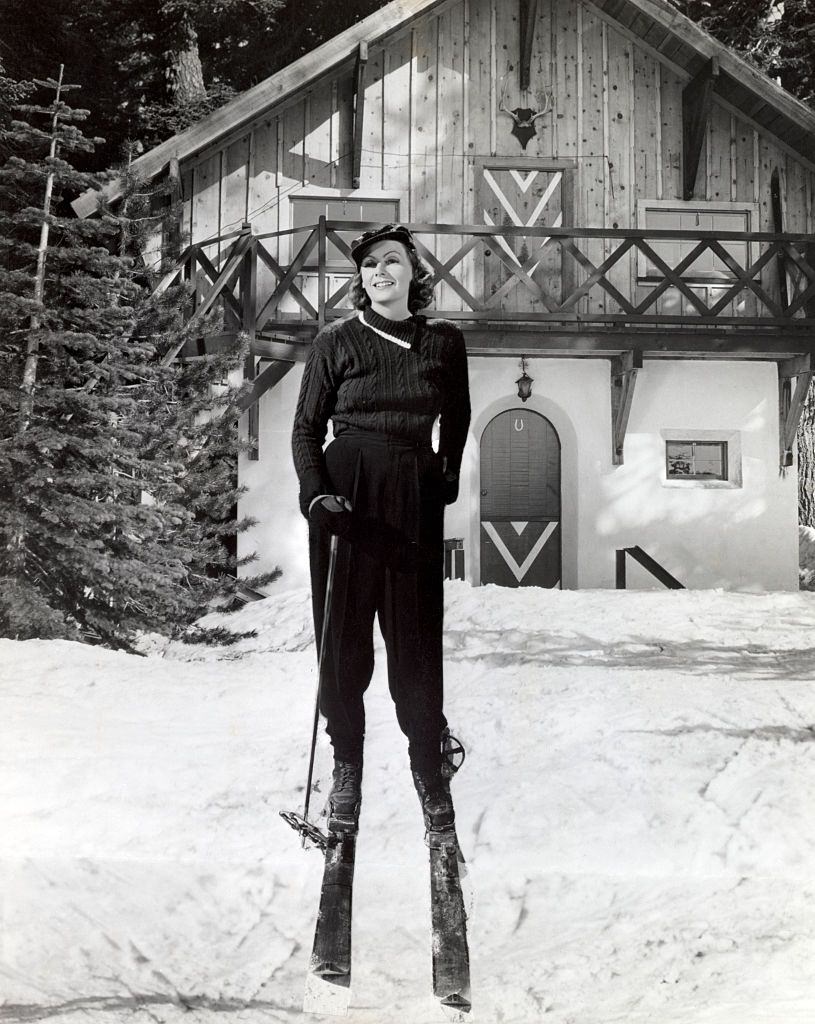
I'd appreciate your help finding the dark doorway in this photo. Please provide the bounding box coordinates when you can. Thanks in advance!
[480,409,562,588]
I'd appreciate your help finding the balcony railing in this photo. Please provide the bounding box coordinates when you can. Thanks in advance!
[153,218,815,360]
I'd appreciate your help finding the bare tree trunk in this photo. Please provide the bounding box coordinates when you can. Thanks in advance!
[11,68,65,590]
[798,379,815,526]
[19,64,64,433]
[168,20,206,107]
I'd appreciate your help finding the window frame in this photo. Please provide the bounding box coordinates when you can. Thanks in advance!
[637,200,760,284]
[660,429,742,489]
[289,189,404,271]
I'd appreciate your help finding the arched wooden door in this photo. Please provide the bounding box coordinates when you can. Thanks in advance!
[480,409,561,588]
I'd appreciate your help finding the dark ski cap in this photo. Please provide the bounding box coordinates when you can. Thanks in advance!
[350,224,417,268]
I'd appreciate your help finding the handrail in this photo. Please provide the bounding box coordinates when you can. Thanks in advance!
[283,220,815,244]
[153,219,815,336]
[615,546,685,589]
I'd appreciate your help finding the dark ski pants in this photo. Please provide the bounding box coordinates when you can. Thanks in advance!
[309,430,448,776]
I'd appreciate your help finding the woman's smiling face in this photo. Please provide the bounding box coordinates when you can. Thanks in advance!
[359,240,413,314]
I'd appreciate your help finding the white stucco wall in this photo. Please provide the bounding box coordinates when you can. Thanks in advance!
[238,354,799,593]
[238,365,311,592]
[599,359,798,591]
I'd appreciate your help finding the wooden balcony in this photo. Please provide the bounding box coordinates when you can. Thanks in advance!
[154,218,815,363]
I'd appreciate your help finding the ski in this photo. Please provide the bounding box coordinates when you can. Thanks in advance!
[428,824,471,1016]
[303,827,357,1016]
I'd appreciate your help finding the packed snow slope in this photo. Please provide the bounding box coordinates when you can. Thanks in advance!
[2,583,815,1024]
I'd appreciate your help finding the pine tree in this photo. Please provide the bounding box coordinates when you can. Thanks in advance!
[0,0,391,163]
[670,1,778,66]
[770,0,815,111]
[670,1,815,111]
[0,71,278,649]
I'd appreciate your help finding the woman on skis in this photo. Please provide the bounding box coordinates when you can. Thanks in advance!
[291,223,471,834]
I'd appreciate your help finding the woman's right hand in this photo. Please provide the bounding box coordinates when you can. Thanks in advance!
[309,495,354,538]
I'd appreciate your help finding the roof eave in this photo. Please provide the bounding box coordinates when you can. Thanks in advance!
[73,0,815,218]
[72,0,444,218]
[608,0,815,147]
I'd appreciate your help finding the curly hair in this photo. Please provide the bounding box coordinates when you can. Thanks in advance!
[348,247,435,313]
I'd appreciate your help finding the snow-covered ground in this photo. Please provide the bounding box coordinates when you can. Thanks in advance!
[2,582,815,1024]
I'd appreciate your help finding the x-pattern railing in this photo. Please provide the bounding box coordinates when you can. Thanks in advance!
[152,218,815,343]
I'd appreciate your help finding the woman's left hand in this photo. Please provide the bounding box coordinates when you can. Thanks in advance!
[309,494,355,537]
[442,471,460,505]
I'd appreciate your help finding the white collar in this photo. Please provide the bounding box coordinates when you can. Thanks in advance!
[357,311,412,349]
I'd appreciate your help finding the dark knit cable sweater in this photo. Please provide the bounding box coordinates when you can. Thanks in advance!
[291,308,471,515]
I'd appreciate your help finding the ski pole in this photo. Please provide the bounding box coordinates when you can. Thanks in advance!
[302,531,339,829]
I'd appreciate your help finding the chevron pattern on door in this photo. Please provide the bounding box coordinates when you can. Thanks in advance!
[482,167,563,273]
[481,520,560,586]
[480,409,562,589]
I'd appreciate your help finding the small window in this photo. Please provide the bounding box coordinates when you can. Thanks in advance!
[638,201,757,283]
[291,196,400,270]
[666,440,728,481]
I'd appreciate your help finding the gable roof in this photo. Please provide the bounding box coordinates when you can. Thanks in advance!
[590,0,815,164]
[74,0,815,217]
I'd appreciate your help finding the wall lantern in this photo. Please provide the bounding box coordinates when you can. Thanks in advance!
[516,356,534,402]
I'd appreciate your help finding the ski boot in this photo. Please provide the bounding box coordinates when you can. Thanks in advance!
[412,765,455,831]
[326,759,362,833]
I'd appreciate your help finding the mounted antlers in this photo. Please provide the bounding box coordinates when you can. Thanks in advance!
[498,75,555,150]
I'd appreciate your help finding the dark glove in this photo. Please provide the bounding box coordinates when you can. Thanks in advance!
[442,472,460,505]
[309,494,354,538]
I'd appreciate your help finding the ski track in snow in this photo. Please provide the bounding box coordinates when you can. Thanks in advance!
[1,583,815,1024]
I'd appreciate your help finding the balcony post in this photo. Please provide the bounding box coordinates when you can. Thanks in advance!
[240,222,257,342]
[615,549,626,589]
[318,215,327,328]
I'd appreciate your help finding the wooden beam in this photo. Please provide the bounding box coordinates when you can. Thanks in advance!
[682,57,718,201]
[244,355,259,460]
[779,353,813,468]
[255,230,319,330]
[352,42,368,189]
[160,231,254,366]
[615,548,627,589]
[619,545,684,589]
[519,0,539,93]
[273,315,813,357]
[241,226,258,340]
[807,242,815,318]
[239,359,295,413]
[253,337,311,362]
[176,332,233,359]
[770,167,789,311]
[165,157,183,265]
[610,350,643,465]
[177,332,311,361]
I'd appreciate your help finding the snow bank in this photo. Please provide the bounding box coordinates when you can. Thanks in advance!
[2,583,815,1024]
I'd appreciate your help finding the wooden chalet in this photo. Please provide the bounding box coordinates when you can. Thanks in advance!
[77,0,815,591]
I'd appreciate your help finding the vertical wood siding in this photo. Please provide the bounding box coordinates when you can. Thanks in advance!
[383,31,413,199]
[176,0,813,318]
